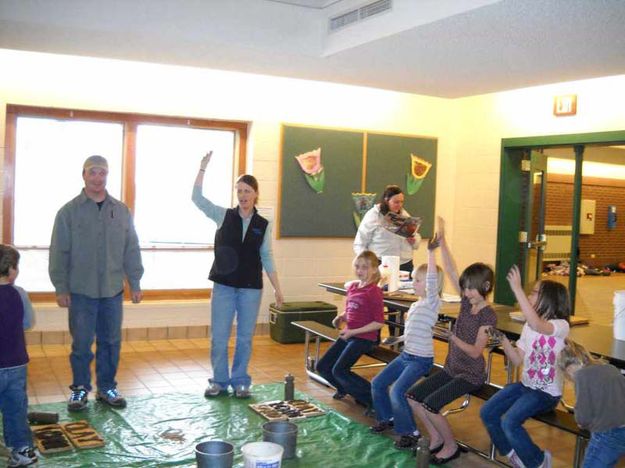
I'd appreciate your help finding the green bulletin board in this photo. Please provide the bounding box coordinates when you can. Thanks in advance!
[280,125,363,237]
[366,133,437,239]
[279,125,437,238]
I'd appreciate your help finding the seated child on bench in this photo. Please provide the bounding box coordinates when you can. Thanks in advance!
[480,265,570,468]
[406,217,497,465]
[559,339,625,468]
[316,250,385,410]
[369,235,443,451]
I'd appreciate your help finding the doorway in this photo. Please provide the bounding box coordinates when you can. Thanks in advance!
[495,131,625,321]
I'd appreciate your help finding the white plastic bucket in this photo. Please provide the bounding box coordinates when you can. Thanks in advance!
[614,291,625,341]
[241,441,283,468]
[381,255,400,292]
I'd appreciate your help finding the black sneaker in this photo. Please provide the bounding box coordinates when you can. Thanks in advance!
[395,434,420,450]
[369,420,394,433]
[96,388,127,408]
[67,386,88,412]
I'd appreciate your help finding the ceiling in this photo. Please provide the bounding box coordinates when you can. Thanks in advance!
[1,0,625,98]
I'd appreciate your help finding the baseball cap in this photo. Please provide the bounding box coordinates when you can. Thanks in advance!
[83,155,108,172]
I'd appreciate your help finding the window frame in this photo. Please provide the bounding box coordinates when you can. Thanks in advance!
[3,104,249,301]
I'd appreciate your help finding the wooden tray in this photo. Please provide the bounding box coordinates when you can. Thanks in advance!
[249,399,325,421]
[60,420,105,449]
[32,424,73,454]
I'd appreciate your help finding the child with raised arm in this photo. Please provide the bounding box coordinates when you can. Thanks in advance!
[0,245,38,467]
[316,250,385,410]
[481,265,570,468]
[558,340,625,468]
[406,217,497,465]
[369,236,444,451]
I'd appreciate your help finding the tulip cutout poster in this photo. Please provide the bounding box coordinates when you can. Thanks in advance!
[279,124,436,238]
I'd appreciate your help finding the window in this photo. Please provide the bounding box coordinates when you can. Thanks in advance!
[3,105,248,298]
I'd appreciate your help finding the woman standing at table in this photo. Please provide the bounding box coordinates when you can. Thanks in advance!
[353,185,421,274]
[192,151,284,399]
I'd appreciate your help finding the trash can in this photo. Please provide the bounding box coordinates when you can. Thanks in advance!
[269,301,337,344]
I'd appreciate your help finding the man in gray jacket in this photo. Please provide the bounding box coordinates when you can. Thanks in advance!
[49,155,143,411]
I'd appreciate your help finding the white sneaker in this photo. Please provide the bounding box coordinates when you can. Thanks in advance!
[8,447,38,467]
[234,385,251,399]
[507,449,525,468]
[540,450,552,468]
[204,381,227,397]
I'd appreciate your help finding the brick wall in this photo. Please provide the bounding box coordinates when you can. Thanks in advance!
[545,175,625,267]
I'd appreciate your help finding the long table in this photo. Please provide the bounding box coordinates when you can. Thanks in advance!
[319,282,625,368]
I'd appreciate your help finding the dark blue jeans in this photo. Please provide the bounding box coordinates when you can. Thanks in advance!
[371,352,432,434]
[480,382,560,468]
[317,337,375,407]
[0,365,32,450]
[69,292,123,392]
[583,427,625,468]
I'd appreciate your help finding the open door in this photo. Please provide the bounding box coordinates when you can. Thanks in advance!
[520,151,548,285]
[495,148,547,305]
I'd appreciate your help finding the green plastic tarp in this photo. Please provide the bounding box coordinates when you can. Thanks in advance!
[2,384,419,467]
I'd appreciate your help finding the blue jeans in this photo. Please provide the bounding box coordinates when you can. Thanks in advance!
[0,365,32,450]
[316,337,375,407]
[371,352,433,435]
[69,292,123,392]
[210,283,262,388]
[480,382,560,468]
[583,427,625,468]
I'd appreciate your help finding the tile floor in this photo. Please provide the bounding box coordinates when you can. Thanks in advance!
[22,334,625,467]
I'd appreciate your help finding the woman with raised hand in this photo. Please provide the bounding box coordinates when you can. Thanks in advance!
[192,151,283,399]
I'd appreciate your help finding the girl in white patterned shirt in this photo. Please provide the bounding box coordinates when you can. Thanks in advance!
[480,265,570,468]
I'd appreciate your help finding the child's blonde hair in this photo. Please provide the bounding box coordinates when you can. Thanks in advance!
[354,250,381,285]
[413,263,444,296]
[557,339,604,377]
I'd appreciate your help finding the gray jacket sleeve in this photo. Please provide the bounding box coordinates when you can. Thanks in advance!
[15,285,35,330]
[49,208,71,295]
[124,210,144,292]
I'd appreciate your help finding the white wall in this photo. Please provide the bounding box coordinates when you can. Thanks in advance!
[0,48,455,330]
[450,76,625,274]
[2,49,623,331]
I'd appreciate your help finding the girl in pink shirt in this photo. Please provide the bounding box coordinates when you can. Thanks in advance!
[316,250,385,410]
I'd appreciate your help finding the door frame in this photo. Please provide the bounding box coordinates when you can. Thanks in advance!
[495,130,625,307]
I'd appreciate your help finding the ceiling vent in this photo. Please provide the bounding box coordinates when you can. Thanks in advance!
[329,0,392,32]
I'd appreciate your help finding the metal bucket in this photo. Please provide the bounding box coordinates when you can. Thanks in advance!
[262,421,298,459]
[195,440,234,468]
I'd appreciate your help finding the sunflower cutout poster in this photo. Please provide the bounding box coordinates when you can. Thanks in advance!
[294,147,325,193]
[406,153,432,195]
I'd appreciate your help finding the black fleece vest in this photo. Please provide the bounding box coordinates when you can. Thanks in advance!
[209,208,268,289]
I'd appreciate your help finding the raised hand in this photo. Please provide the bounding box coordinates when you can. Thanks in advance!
[506,265,523,292]
[200,151,213,170]
[428,233,440,251]
[437,216,446,239]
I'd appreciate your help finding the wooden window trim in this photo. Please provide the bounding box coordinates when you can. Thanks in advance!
[3,104,248,301]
